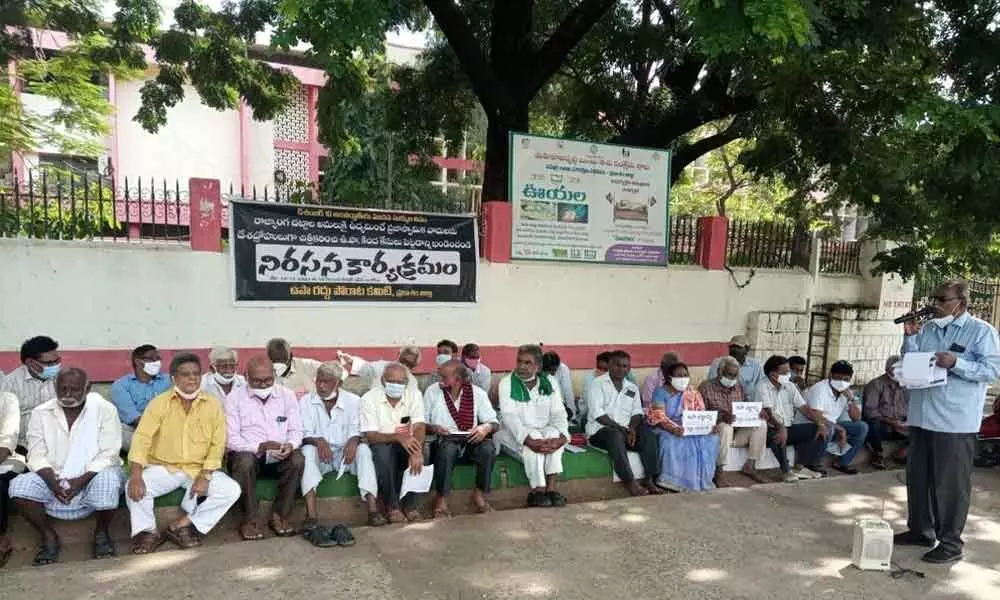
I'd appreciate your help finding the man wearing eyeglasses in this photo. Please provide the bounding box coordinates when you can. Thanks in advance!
[1,336,61,448]
[895,280,1000,564]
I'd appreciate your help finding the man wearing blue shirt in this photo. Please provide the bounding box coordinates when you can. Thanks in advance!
[895,280,1000,564]
[708,336,765,401]
[110,344,172,450]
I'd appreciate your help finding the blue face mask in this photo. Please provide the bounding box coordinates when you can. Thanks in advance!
[40,363,61,380]
[384,382,406,398]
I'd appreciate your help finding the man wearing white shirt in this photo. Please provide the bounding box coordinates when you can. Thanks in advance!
[299,362,373,544]
[461,343,493,392]
[425,360,499,517]
[360,363,426,523]
[497,345,570,508]
[342,345,421,394]
[542,350,578,422]
[756,355,829,483]
[10,368,123,565]
[201,346,247,402]
[802,360,868,475]
[586,351,661,496]
[267,337,322,397]
[1,389,26,567]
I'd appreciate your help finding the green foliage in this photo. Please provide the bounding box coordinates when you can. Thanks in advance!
[0,168,117,239]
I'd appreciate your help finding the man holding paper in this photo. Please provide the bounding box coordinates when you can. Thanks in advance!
[424,360,499,517]
[299,361,373,542]
[361,363,427,523]
[895,280,1000,564]
[225,355,305,541]
[699,356,768,484]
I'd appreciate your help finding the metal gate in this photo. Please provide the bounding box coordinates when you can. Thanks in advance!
[806,312,831,386]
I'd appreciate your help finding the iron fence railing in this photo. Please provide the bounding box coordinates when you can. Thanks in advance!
[668,214,699,265]
[819,239,862,274]
[726,218,811,270]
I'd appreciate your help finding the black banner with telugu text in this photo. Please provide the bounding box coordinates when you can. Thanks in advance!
[230,200,478,302]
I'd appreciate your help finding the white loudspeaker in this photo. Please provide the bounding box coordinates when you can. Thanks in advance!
[852,519,894,571]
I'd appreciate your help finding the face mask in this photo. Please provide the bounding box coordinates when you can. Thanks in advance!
[671,377,690,391]
[57,395,83,408]
[830,379,851,392]
[320,389,338,401]
[174,386,201,401]
[142,360,161,377]
[273,362,288,378]
[40,363,61,380]
[436,353,451,366]
[515,372,537,383]
[213,372,235,385]
[777,374,792,386]
[251,386,273,400]
[464,358,480,369]
[720,377,738,388]
[384,382,406,398]
[931,316,954,329]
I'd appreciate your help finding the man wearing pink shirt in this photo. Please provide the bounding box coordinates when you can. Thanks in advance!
[225,355,305,541]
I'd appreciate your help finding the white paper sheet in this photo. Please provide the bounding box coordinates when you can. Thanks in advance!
[563,444,586,454]
[900,353,947,389]
[826,442,851,457]
[400,465,435,498]
[336,459,348,480]
[732,402,764,428]
[682,410,718,436]
[264,450,281,464]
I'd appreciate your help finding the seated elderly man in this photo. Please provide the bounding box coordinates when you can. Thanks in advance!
[461,343,492,391]
[110,344,172,450]
[700,356,768,484]
[343,345,421,393]
[586,351,661,496]
[267,337,321,397]
[226,355,305,540]
[0,389,25,567]
[10,368,123,565]
[863,355,909,469]
[201,346,246,402]
[802,360,869,475]
[498,345,570,507]
[299,361,374,544]
[424,359,499,517]
[708,336,765,400]
[360,363,426,523]
[126,353,241,554]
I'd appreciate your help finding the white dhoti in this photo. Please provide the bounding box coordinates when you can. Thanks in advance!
[126,465,240,537]
[300,442,377,499]
[497,425,565,489]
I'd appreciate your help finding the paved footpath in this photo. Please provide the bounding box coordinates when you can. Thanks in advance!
[2,470,999,600]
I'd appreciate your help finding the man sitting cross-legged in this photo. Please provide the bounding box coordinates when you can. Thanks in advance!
[10,368,123,566]
[298,361,375,545]
[425,359,499,517]
[497,345,570,508]
[226,355,305,540]
[126,353,241,554]
[361,363,427,524]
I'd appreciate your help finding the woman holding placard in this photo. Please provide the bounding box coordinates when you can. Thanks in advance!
[647,362,720,491]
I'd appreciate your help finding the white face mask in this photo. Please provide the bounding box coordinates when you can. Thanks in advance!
[670,377,690,391]
[830,379,851,392]
[319,388,338,401]
[384,382,406,398]
[435,353,452,366]
[273,362,288,378]
[251,386,273,400]
[57,395,84,408]
[719,376,739,388]
[174,386,200,401]
[142,360,161,377]
[777,373,792,386]
[931,315,954,329]
[213,372,235,385]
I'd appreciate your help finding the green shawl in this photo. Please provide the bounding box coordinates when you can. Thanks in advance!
[510,373,554,402]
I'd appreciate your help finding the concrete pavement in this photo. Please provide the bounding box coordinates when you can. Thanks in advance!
[2,470,999,600]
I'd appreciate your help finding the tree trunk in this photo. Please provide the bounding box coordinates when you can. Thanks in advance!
[482,107,529,202]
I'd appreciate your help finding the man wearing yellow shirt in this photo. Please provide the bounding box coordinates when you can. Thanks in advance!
[125,353,240,554]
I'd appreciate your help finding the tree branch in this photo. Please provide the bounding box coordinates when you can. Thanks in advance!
[423,0,512,117]
[672,125,745,184]
[523,0,616,100]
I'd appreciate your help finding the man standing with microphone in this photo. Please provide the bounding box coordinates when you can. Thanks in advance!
[896,280,1000,563]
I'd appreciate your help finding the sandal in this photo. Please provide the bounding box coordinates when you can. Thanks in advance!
[93,532,117,559]
[475,502,495,514]
[367,511,388,527]
[527,491,551,507]
[239,521,264,541]
[302,517,319,531]
[268,518,297,537]
[0,538,12,569]
[331,525,356,547]
[303,525,338,548]
[432,507,452,519]
[546,491,568,507]
[387,509,406,524]
[131,531,164,554]
[165,525,201,549]
[32,542,59,566]
[404,509,422,522]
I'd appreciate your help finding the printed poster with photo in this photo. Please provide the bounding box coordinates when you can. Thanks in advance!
[509,132,671,266]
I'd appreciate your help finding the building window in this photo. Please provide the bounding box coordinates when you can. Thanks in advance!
[37,153,100,177]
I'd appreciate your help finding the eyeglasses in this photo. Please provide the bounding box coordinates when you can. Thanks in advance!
[931,295,959,303]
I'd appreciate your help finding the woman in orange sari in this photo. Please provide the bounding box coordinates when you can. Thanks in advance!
[647,362,719,491]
